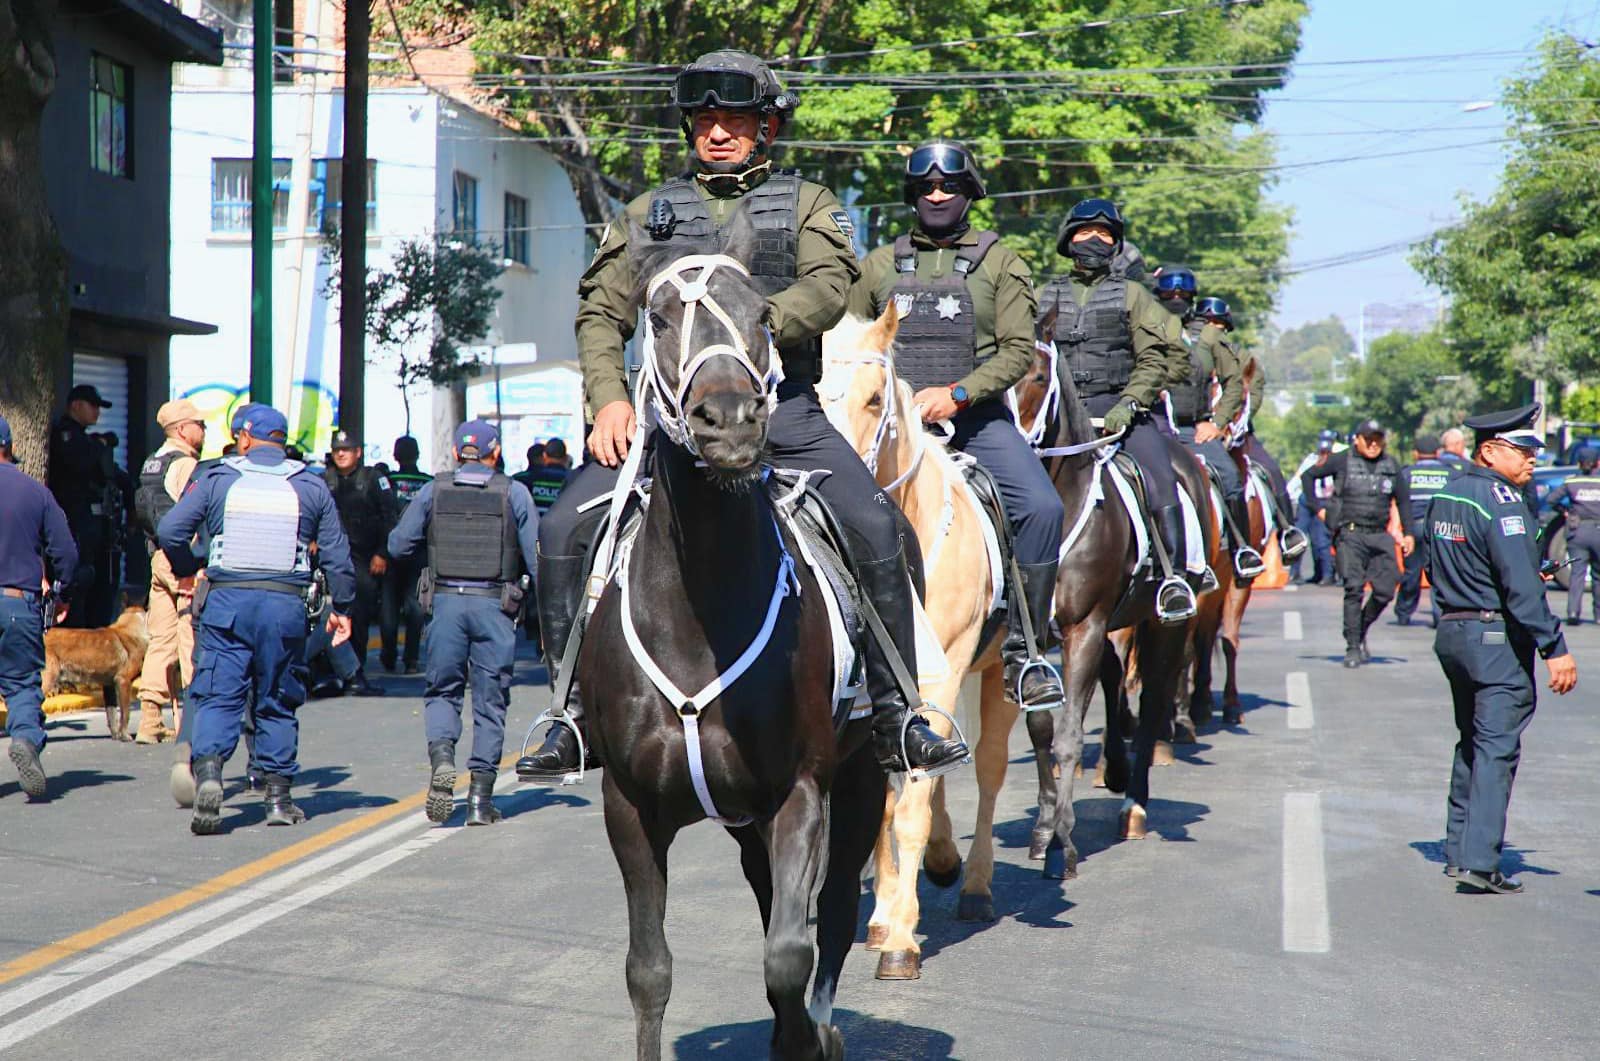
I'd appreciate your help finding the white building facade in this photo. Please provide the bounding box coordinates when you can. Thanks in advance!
[167,82,588,470]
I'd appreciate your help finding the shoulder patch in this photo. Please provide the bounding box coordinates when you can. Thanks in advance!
[377,477,390,491]
[1499,515,1526,536]
[829,210,855,241]
[1491,482,1521,505]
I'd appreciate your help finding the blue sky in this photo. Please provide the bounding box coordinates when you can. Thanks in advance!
[1263,0,1600,332]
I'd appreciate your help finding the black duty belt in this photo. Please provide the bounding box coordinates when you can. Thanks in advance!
[210,579,306,595]
[1440,609,1503,622]
[1342,522,1388,533]
[436,581,503,599]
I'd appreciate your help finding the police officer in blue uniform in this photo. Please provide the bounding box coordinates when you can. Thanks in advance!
[0,414,79,799]
[1395,433,1454,627]
[1425,403,1577,894]
[158,406,357,835]
[1544,447,1600,624]
[388,420,540,826]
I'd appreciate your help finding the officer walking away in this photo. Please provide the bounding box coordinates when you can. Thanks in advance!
[47,384,115,627]
[1395,433,1453,628]
[131,400,207,743]
[381,435,431,674]
[1439,427,1470,472]
[513,438,571,516]
[848,139,1067,709]
[388,420,539,826]
[158,406,357,835]
[323,429,394,694]
[1544,446,1600,624]
[1425,403,1577,894]
[0,414,79,799]
[1304,419,1413,666]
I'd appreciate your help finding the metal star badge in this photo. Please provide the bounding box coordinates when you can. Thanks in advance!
[936,295,962,320]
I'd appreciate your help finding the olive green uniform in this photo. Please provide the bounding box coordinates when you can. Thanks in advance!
[1043,272,1176,411]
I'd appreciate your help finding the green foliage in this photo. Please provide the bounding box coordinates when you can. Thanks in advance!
[449,0,1307,336]
[1414,34,1600,405]
[1343,329,1475,450]
[1262,314,1354,386]
[1560,384,1600,423]
[1252,399,1344,467]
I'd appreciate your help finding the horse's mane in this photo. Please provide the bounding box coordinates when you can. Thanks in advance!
[820,312,881,361]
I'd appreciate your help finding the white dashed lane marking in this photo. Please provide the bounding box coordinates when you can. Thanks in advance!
[1282,792,1331,953]
[1286,671,1314,730]
[1283,610,1303,641]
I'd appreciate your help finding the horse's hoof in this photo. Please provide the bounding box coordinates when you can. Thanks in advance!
[924,855,961,889]
[1092,758,1108,789]
[1223,702,1243,725]
[876,949,921,981]
[956,892,996,922]
[1153,740,1176,767]
[1173,719,1197,745]
[1041,840,1077,880]
[1190,698,1213,726]
[1028,826,1053,861]
[1119,803,1149,840]
[864,923,888,951]
[818,1023,844,1061]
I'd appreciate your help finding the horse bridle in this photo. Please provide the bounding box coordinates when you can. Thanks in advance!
[642,253,777,456]
[821,346,934,494]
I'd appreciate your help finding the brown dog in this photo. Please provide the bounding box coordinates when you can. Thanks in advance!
[43,607,149,742]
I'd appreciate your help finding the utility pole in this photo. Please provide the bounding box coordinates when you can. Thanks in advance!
[250,0,273,403]
[338,0,370,441]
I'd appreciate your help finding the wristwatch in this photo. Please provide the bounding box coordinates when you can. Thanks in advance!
[950,384,971,411]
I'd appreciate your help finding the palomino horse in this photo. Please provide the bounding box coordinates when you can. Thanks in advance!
[580,219,881,1061]
[820,307,1015,981]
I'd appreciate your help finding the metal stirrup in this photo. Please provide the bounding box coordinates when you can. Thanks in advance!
[902,704,973,784]
[1280,526,1310,560]
[1156,576,1198,624]
[516,711,588,787]
[1013,658,1065,713]
[1233,546,1267,579]
[1005,556,1062,713]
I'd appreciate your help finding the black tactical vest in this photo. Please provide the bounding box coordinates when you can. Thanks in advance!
[1037,273,1132,400]
[324,466,388,556]
[135,448,188,550]
[887,232,1000,393]
[428,470,521,583]
[1169,325,1214,426]
[1341,453,1401,528]
[1403,458,1453,519]
[649,173,818,380]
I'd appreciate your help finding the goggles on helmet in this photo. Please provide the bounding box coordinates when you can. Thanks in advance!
[907,142,976,180]
[674,68,765,110]
[1155,271,1197,295]
[1067,198,1121,226]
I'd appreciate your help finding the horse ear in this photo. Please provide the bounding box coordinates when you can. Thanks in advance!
[868,298,900,350]
[1037,303,1058,343]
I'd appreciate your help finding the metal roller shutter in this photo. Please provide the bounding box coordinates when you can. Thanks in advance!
[71,351,130,471]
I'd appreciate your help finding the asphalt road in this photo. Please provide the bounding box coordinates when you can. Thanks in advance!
[2,585,1598,1060]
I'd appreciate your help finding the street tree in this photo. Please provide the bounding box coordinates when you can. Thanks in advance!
[1344,329,1476,451]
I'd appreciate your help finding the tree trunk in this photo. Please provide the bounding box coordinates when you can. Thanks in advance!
[0,0,67,481]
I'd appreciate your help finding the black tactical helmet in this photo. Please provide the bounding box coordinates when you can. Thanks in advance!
[672,50,798,123]
[1194,295,1233,329]
[1154,267,1198,296]
[902,140,987,204]
[1057,198,1125,255]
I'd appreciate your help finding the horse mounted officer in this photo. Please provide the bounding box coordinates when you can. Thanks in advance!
[1425,403,1577,893]
[1036,197,1195,623]
[845,140,1066,711]
[519,49,967,780]
[157,406,357,835]
[1153,269,1262,579]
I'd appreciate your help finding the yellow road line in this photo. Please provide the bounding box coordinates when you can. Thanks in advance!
[0,757,511,986]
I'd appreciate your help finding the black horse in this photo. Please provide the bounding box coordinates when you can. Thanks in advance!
[579,217,882,1061]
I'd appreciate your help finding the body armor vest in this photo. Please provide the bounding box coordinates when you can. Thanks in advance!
[1169,324,1213,426]
[209,457,310,577]
[324,466,387,556]
[428,470,521,584]
[1340,453,1400,528]
[1562,474,1600,522]
[135,448,187,550]
[1403,458,1453,519]
[1038,273,1132,400]
[887,232,1000,394]
[649,173,818,380]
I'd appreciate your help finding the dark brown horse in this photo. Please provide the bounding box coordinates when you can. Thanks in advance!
[579,220,882,1061]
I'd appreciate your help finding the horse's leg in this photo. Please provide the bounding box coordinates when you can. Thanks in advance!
[1097,638,1130,794]
[1171,625,1199,745]
[865,784,898,950]
[1221,585,1249,723]
[922,675,966,887]
[1122,626,1184,840]
[1025,706,1057,859]
[602,772,676,1061]
[810,743,885,1060]
[959,663,1016,918]
[1191,597,1221,728]
[1043,624,1101,880]
[878,768,936,980]
[766,774,830,1060]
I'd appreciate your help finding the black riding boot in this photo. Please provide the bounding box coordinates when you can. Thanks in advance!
[859,548,970,774]
[465,770,502,826]
[1003,561,1066,711]
[516,554,592,780]
[1153,504,1197,624]
[190,755,225,835]
[1228,496,1266,578]
[263,774,306,826]
[426,739,456,823]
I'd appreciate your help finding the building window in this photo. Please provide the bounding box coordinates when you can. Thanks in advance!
[90,54,131,177]
[452,171,478,240]
[211,157,292,233]
[314,159,378,234]
[504,193,529,265]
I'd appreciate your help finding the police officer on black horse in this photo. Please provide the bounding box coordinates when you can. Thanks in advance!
[518,49,967,781]
[388,420,539,826]
[158,407,358,835]
[847,140,1066,710]
[1425,404,1577,894]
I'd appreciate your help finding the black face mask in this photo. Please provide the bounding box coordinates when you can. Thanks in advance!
[1160,296,1193,318]
[1068,238,1115,271]
[915,193,971,240]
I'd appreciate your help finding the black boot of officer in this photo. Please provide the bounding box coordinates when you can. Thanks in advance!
[427,739,456,823]
[516,553,597,779]
[263,774,306,826]
[1228,496,1266,578]
[465,770,501,826]
[1154,504,1198,623]
[1004,561,1066,710]
[191,755,225,835]
[859,548,970,773]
